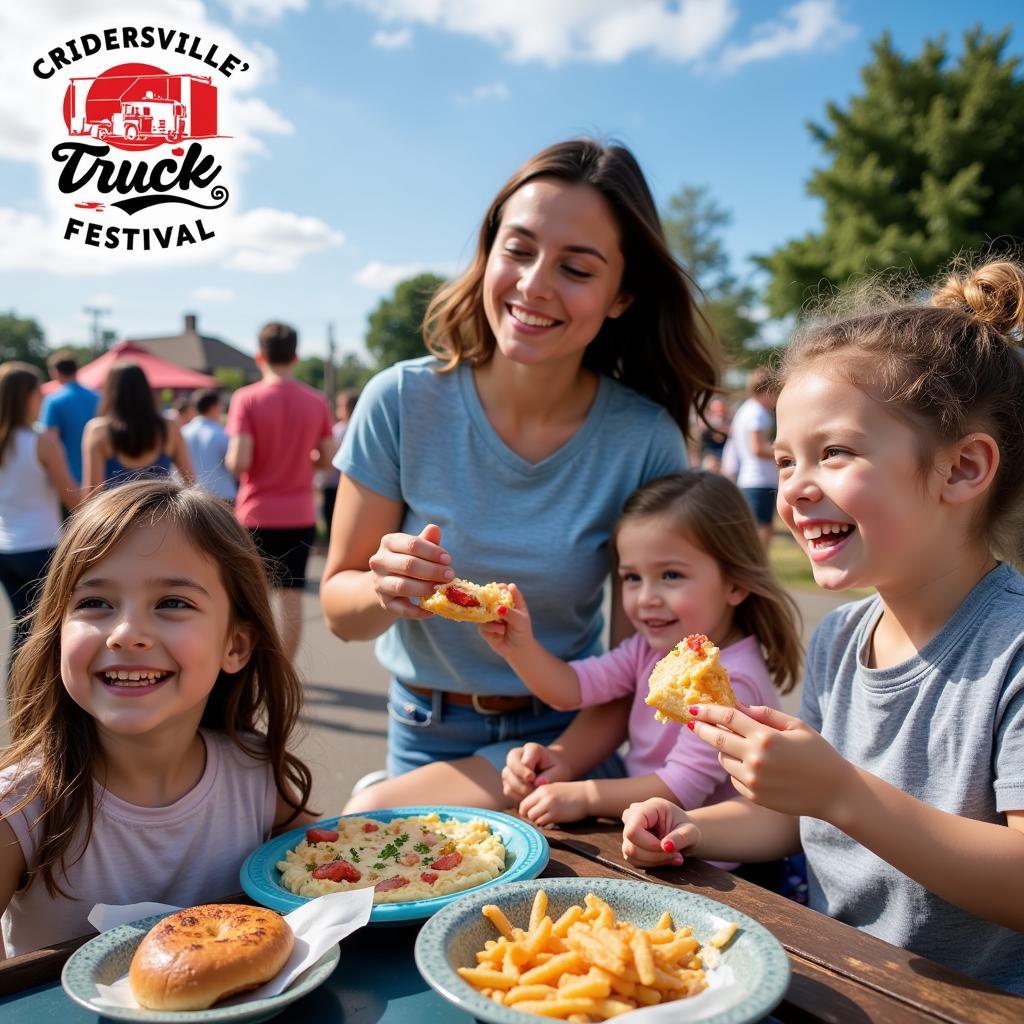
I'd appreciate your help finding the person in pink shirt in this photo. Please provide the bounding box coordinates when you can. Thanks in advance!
[482,471,803,846]
[226,323,334,661]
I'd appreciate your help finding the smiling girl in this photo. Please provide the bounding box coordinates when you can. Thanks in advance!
[322,139,720,810]
[622,260,1024,993]
[0,480,314,955]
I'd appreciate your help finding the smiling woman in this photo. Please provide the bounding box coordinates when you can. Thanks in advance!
[320,138,723,814]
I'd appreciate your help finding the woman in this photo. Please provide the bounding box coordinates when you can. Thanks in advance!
[322,138,721,810]
[82,361,194,492]
[0,362,80,654]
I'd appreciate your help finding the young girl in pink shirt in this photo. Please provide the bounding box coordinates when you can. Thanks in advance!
[482,470,802,828]
[0,480,315,955]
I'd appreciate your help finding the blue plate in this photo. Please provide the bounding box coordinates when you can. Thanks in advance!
[60,910,339,1023]
[240,806,549,924]
[414,877,791,1024]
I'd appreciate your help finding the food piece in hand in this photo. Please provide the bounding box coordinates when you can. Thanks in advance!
[128,904,293,1011]
[420,577,513,623]
[645,634,737,724]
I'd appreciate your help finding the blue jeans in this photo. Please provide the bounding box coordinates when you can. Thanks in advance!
[0,546,53,656]
[741,486,777,526]
[386,680,626,781]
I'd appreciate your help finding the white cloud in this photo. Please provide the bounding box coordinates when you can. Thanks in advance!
[721,0,856,71]
[372,27,412,49]
[342,0,738,66]
[219,0,307,21]
[353,259,451,291]
[226,208,345,272]
[193,285,236,300]
[455,81,509,105]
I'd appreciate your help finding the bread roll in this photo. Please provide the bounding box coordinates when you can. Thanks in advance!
[128,904,293,1011]
[645,634,737,724]
[420,578,513,623]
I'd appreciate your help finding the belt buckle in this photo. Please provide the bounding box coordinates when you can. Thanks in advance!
[471,693,504,716]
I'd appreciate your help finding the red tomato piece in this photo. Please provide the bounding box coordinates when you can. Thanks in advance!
[420,872,439,884]
[430,851,463,871]
[306,828,340,844]
[686,634,709,655]
[400,851,421,866]
[312,859,361,883]
[444,585,480,608]
[361,822,380,833]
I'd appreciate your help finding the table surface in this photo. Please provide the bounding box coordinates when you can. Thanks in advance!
[0,818,1020,1023]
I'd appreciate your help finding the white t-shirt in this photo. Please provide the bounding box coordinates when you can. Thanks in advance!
[0,729,277,956]
[730,398,778,489]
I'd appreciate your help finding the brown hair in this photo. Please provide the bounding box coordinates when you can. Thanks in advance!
[1,479,313,897]
[258,322,298,365]
[777,258,1024,566]
[0,362,42,466]
[423,139,720,437]
[46,350,78,377]
[616,472,802,693]
[100,361,166,458]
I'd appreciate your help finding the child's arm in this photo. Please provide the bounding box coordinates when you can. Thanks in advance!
[478,585,582,709]
[520,774,678,827]
[0,818,26,953]
[691,703,1024,931]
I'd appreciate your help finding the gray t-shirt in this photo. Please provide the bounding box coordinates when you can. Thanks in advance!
[799,562,1024,994]
[336,356,686,694]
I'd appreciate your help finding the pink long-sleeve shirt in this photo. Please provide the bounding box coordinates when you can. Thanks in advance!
[571,633,781,812]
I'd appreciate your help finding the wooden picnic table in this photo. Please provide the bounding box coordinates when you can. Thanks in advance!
[0,817,1020,1022]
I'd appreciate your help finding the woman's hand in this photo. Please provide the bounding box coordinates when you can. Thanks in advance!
[519,781,590,827]
[621,798,699,867]
[688,704,855,822]
[502,742,569,803]
[367,523,454,620]
[478,584,533,658]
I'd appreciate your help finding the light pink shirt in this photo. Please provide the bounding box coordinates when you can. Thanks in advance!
[572,634,780,810]
[0,730,277,957]
[226,377,332,528]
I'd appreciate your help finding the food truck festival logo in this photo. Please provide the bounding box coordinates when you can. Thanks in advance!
[35,25,249,253]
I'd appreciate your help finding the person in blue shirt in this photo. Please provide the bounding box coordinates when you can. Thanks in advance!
[181,388,237,502]
[41,351,98,485]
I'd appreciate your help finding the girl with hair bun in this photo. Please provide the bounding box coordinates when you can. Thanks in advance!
[623,259,1024,994]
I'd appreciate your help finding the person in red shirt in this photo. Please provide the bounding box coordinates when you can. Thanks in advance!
[226,322,334,660]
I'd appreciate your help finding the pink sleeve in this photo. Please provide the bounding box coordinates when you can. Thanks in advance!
[320,398,333,440]
[572,635,647,709]
[225,390,251,438]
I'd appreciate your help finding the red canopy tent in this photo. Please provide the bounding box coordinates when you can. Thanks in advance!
[42,342,218,394]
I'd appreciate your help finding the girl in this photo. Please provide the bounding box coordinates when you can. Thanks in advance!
[82,361,194,492]
[0,363,80,656]
[484,471,801,830]
[323,138,720,811]
[0,479,314,956]
[622,260,1024,994]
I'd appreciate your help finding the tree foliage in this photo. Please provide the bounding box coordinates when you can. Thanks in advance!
[662,186,762,368]
[0,312,48,370]
[364,273,447,370]
[760,27,1024,317]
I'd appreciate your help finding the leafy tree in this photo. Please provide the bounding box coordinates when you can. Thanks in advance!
[760,27,1024,317]
[333,352,374,392]
[365,273,446,370]
[662,186,763,367]
[0,313,47,370]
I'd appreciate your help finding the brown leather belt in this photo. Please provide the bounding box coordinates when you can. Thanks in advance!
[403,684,534,716]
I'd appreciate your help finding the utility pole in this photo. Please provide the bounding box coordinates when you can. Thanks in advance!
[83,305,111,356]
[324,322,336,400]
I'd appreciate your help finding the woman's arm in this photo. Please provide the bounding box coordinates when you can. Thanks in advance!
[0,818,26,958]
[36,431,82,509]
[168,420,195,484]
[81,418,106,494]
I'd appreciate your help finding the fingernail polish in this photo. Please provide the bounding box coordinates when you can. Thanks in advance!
[688,706,699,716]
[686,722,695,731]
[537,776,548,786]
[661,839,675,853]
[498,606,507,616]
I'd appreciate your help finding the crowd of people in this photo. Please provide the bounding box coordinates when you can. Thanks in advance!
[0,138,1021,997]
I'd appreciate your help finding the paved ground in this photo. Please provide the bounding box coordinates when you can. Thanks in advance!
[0,552,853,813]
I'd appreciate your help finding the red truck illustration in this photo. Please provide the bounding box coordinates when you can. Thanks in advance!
[65,67,218,149]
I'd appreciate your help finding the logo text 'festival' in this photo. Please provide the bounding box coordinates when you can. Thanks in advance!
[35,26,249,252]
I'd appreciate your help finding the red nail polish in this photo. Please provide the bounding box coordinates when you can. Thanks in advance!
[686,722,695,731]
[661,839,675,853]
[688,706,699,716]
[536,776,548,786]
[498,606,507,616]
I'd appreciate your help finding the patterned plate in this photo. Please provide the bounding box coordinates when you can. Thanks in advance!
[60,910,340,1023]
[240,806,549,924]
[414,876,791,1024]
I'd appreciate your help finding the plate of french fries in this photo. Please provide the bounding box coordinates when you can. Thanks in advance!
[414,877,789,1024]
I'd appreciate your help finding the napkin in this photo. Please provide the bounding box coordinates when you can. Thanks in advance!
[87,889,374,1010]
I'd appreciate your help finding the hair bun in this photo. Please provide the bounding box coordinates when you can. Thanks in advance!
[933,260,1024,338]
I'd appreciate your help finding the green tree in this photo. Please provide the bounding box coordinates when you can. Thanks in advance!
[760,27,1024,317]
[333,352,374,392]
[0,313,47,370]
[365,273,446,370]
[662,186,762,367]
[294,356,326,392]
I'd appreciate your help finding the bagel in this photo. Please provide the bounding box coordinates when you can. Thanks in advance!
[420,578,513,623]
[645,634,737,724]
[128,904,293,1011]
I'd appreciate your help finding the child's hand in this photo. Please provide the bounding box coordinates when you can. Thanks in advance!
[621,798,699,867]
[519,781,590,827]
[688,704,854,822]
[478,583,534,657]
[502,742,568,803]
[369,523,453,619]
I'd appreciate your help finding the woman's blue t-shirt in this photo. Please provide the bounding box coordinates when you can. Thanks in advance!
[335,356,686,695]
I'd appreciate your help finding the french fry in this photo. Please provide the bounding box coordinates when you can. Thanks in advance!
[529,889,549,932]
[520,951,586,986]
[709,922,738,949]
[629,930,656,987]
[655,911,673,930]
[552,905,584,937]
[524,916,553,956]
[560,975,612,1000]
[457,966,517,990]
[483,905,515,940]
[506,984,559,1004]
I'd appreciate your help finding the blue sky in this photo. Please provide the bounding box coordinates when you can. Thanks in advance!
[0,1,1018,361]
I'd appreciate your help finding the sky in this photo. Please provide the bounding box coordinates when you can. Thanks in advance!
[0,1,1018,362]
